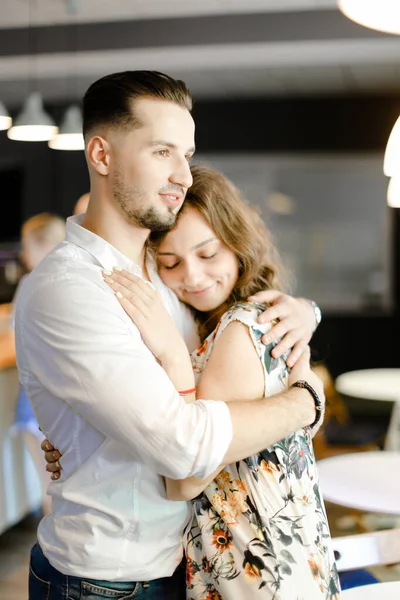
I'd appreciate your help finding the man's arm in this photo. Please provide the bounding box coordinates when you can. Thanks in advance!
[16,274,231,482]
[23,275,319,485]
[195,319,322,465]
[165,320,322,500]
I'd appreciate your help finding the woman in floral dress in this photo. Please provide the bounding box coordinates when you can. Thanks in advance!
[184,301,339,599]
[44,165,341,599]
[111,165,341,600]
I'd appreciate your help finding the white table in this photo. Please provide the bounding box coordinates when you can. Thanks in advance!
[317,451,400,514]
[335,369,400,451]
[342,581,400,599]
[335,369,400,402]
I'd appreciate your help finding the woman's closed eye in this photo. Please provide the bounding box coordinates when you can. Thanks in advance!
[201,253,217,260]
[159,261,180,270]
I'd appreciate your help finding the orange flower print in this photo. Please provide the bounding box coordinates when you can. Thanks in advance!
[243,562,262,585]
[308,553,323,581]
[209,492,225,512]
[215,469,231,489]
[186,555,199,587]
[233,479,248,495]
[196,340,208,356]
[260,459,278,475]
[298,494,311,506]
[226,490,248,515]
[203,588,223,600]
[201,555,211,573]
[212,528,233,552]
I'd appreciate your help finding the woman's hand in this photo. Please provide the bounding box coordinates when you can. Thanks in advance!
[103,268,196,397]
[247,290,318,367]
[102,268,188,364]
[40,439,62,480]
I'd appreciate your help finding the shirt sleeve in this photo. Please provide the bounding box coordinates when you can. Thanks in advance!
[15,272,232,480]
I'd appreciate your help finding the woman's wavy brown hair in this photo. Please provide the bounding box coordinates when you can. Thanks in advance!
[150,164,288,339]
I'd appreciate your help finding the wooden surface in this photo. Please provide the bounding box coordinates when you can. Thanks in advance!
[0,304,16,370]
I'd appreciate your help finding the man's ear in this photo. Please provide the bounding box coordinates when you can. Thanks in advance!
[86,135,110,176]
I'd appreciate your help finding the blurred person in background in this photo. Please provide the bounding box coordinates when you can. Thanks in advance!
[11,212,66,515]
[73,191,90,215]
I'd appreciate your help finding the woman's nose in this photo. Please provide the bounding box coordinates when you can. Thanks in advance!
[183,263,203,288]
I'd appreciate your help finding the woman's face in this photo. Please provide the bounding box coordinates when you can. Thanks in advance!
[157,206,239,312]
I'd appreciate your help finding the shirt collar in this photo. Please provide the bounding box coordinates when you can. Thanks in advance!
[66,214,157,278]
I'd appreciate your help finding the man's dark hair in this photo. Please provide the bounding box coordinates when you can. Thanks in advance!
[82,70,193,139]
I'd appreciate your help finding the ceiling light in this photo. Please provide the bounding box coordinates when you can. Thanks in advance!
[7,92,58,142]
[0,100,12,131]
[338,0,400,35]
[48,105,84,151]
[383,115,400,177]
[387,176,400,207]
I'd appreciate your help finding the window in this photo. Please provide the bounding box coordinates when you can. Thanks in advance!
[197,153,392,313]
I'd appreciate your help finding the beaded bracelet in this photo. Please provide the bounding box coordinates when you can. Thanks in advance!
[290,380,323,428]
[178,387,196,396]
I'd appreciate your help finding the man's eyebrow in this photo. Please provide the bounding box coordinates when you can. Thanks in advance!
[148,140,195,154]
[158,237,217,256]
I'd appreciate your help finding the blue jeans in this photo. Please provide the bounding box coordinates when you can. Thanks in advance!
[29,542,186,600]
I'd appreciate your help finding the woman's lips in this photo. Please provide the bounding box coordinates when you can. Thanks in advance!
[185,284,215,296]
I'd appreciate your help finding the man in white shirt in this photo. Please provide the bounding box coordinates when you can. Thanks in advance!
[15,70,324,600]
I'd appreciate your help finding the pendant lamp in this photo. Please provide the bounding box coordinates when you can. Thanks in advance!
[338,0,400,35]
[0,101,12,131]
[387,176,400,207]
[7,92,58,142]
[48,104,84,150]
[383,116,400,177]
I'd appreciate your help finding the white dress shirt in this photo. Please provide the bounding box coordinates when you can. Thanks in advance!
[15,215,233,581]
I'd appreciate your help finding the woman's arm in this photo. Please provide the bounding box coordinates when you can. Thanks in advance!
[103,268,196,401]
[165,316,323,501]
[165,319,265,500]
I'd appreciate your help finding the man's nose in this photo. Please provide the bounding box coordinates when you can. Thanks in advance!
[169,158,193,190]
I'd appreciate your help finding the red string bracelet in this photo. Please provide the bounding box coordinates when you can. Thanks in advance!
[178,387,196,396]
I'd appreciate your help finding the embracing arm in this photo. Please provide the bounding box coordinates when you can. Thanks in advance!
[17,274,230,481]
[42,272,323,485]
[165,320,323,500]
[105,270,323,471]
[249,290,320,367]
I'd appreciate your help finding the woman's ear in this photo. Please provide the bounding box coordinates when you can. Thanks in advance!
[86,135,110,176]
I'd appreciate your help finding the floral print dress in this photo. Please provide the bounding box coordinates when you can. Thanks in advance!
[185,303,341,600]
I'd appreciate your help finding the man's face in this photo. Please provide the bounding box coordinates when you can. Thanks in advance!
[107,98,195,232]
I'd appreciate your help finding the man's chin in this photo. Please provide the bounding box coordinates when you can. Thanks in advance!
[149,215,177,233]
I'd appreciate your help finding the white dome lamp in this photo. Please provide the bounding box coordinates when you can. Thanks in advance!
[48,104,84,150]
[7,92,58,142]
[383,115,400,177]
[387,176,400,208]
[338,0,400,35]
[0,100,12,131]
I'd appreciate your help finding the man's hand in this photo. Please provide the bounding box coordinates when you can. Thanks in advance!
[248,290,318,368]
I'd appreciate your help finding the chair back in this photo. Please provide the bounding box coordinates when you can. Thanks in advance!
[333,528,400,572]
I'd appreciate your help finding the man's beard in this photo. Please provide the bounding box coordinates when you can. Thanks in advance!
[112,169,177,232]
